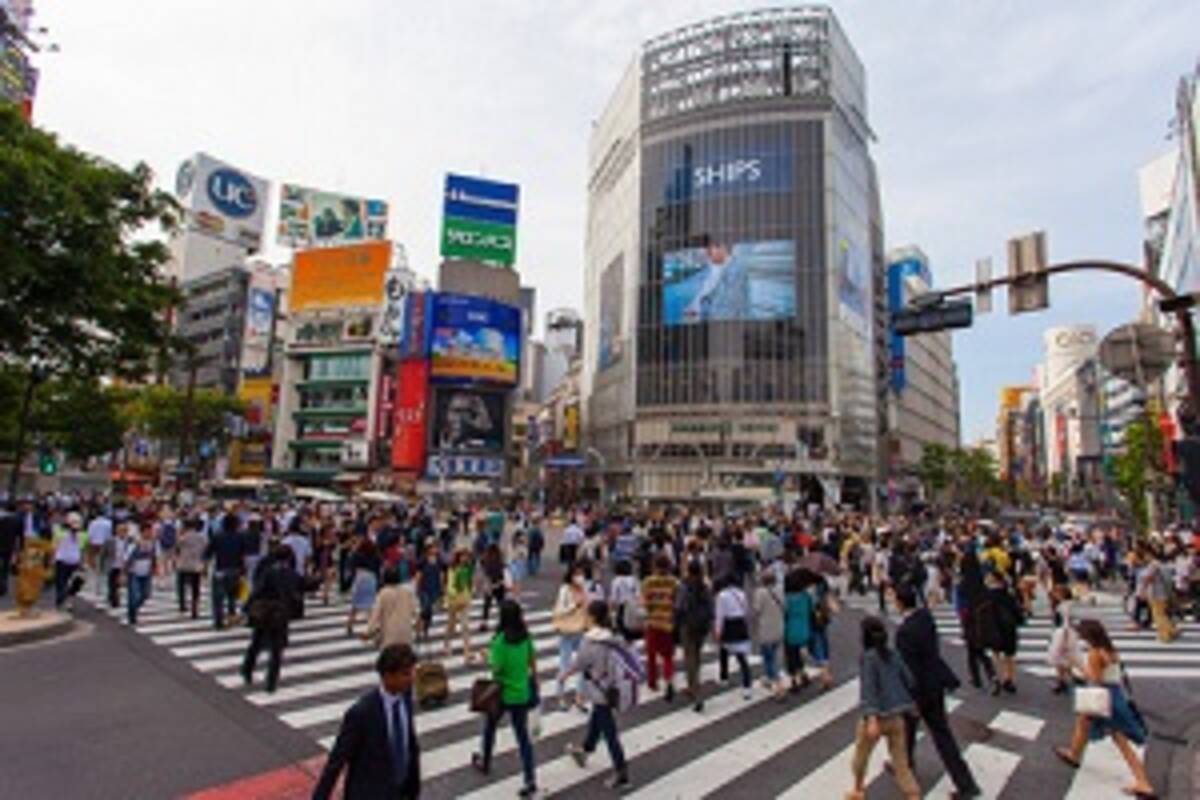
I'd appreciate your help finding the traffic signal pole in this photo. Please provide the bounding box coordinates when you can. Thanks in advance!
[927,259,1200,428]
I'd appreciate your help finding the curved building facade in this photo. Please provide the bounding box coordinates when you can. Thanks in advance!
[584,6,884,506]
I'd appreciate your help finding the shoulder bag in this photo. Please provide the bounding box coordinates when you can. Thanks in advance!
[469,677,502,718]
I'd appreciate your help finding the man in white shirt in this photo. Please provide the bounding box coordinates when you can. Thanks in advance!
[562,520,585,568]
[87,511,113,598]
[283,527,311,577]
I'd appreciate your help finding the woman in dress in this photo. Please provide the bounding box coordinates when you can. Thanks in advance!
[552,563,590,711]
[345,537,381,637]
[1046,584,1077,694]
[1054,619,1153,797]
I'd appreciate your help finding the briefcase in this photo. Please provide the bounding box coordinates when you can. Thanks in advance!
[415,660,449,710]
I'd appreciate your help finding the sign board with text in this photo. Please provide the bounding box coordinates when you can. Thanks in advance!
[440,173,519,267]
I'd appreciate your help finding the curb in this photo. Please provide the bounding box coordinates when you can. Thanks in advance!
[0,612,75,649]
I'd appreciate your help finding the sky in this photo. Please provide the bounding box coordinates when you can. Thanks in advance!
[29,1,1200,442]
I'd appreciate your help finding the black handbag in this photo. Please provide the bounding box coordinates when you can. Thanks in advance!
[720,616,750,642]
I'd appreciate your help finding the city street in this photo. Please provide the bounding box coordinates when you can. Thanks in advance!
[2,549,1192,799]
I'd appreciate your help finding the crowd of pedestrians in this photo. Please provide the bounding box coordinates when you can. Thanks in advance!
[1,492,1196,799]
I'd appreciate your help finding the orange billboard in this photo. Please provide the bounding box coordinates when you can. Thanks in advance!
[291,241,390,312]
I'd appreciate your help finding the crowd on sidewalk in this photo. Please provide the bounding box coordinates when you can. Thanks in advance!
[2,492,1197,798]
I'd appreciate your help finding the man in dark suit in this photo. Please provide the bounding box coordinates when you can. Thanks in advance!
[893,584,981,799]
[313,643,420,800]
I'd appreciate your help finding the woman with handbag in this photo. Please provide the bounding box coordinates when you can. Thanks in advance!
[752,568,787,700]
[714,576,754,700]
[345,537,381,638]
[241,545,301,694]
[1054,619,1153,798]
[553,565,590,711]
[471,600,538,798]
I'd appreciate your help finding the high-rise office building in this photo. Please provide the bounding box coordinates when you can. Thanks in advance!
[583,6,884,506]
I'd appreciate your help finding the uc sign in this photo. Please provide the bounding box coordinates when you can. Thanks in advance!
[207,168,257,218]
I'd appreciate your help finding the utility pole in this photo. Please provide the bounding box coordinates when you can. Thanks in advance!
[178,352,198,489]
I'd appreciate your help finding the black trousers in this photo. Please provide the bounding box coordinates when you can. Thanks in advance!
[482,583,506,623]
[108,568,122,608]
[965,643,995,686]
[0,548,11,596]
[905,693,977,794]
[177,571,201,617]
[242,627,286,692]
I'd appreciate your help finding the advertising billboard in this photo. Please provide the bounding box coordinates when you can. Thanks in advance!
[662,239,795,326]
[664,145,792,204]
[276,183,388,248]
[563,405,580,451]
[429,294,521,384]
[598,255,624,371]
[175,153,269,252]
[242,286,275,376]
[391,361,429,472]
[398,291,432,359]
[291,241,390,313]
[432,388,506,452]
[441,173,519,267]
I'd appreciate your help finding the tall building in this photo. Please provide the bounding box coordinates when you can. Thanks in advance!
[583,6,883,507]
[1037,326,1104,496]
[996,385,1041,489]
[884,247,961,502]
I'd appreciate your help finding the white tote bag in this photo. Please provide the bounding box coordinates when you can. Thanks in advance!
[1074,686,1112,718]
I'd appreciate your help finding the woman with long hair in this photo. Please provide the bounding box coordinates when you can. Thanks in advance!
[1054,619,1153,798]
[444,547,475,662]
[847,616,920,800]
[714,576,754,700]
[552,562,590,711]
[957,546,997,690]
[472,599,538,798]
[345,536,381,637]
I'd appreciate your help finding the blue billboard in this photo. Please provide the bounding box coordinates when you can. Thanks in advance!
[663,239,796,326]
[429,293,521,385]
[887,257,932,392]
[443,174,520,226]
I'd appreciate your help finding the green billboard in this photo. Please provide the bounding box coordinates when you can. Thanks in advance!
[440,216,517,266]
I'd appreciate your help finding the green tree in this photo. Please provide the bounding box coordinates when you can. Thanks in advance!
[127,385,244,452]
[0,369,132,464]
[917,443,951,501]
[1111,414,1166,533]
[0,104,181,493]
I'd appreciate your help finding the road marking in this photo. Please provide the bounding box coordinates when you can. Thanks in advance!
[1063,736,1145,798]
[989,710,1044,741]
[926,742,1021,799]
[774,698,962,799]
[622,680,861,800]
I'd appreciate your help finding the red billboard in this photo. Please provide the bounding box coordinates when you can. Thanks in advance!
[391,361,429,472]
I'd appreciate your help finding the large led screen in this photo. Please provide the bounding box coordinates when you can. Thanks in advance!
[662,239,796,326]
[432,389,506,452]
[429,294,521,384]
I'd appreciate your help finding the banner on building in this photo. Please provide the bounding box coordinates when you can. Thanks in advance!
[398,291,431,359]
[291,241,390,313]
[392,361,429,472]
[429,293,520,384]
[175,152,269,252]
[441,173,519,267]
[276,183,388,248]
[563,405,580,451]
[432,388,506,452]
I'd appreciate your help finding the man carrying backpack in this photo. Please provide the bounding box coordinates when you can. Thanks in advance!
[561,600,637,791]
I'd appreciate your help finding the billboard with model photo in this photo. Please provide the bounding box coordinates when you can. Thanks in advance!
[277,183,389,248]
[662,239,795,326]
[598,255,624,371]
[429,294,520,384]
[433,389,506,452]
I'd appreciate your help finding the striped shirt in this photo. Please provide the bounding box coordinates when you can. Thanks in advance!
[641,574,680,633]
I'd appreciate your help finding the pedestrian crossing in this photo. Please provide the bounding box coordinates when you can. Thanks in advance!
[842,590,1200,683]
[87,586,1162,798]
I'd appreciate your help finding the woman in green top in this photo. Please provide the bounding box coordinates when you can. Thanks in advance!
[472,599,538,797]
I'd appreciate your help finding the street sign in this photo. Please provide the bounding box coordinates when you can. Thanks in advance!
[975,258,993,314]
[892,299,974,336]
[1007,231,1049,314]
[1098,322,1175,386]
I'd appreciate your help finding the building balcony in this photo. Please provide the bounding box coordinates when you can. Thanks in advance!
[293,406,369,419]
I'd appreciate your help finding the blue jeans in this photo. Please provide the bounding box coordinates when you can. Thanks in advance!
[127,574,150,624]
[211,569,240,629]
[582,703,627,774]
[527,552,541,576]
[808,628,830,666]
[760,641,781,682]
[481,704,536,787]
[557,634,583,697]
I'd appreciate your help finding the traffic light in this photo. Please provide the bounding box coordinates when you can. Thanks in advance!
[38,449,58,476]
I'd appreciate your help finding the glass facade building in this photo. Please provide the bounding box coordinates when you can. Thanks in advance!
[584,7,884,505]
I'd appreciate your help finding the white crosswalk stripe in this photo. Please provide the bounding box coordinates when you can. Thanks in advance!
[841,593,1200,683]
[87,586,1170,798]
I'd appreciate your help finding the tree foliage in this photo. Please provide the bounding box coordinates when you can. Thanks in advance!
[126,384,245,452]
[917,443,999,507]
[0,368,130,461]
[0,103,181,379]
[1111,414,1166,532]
